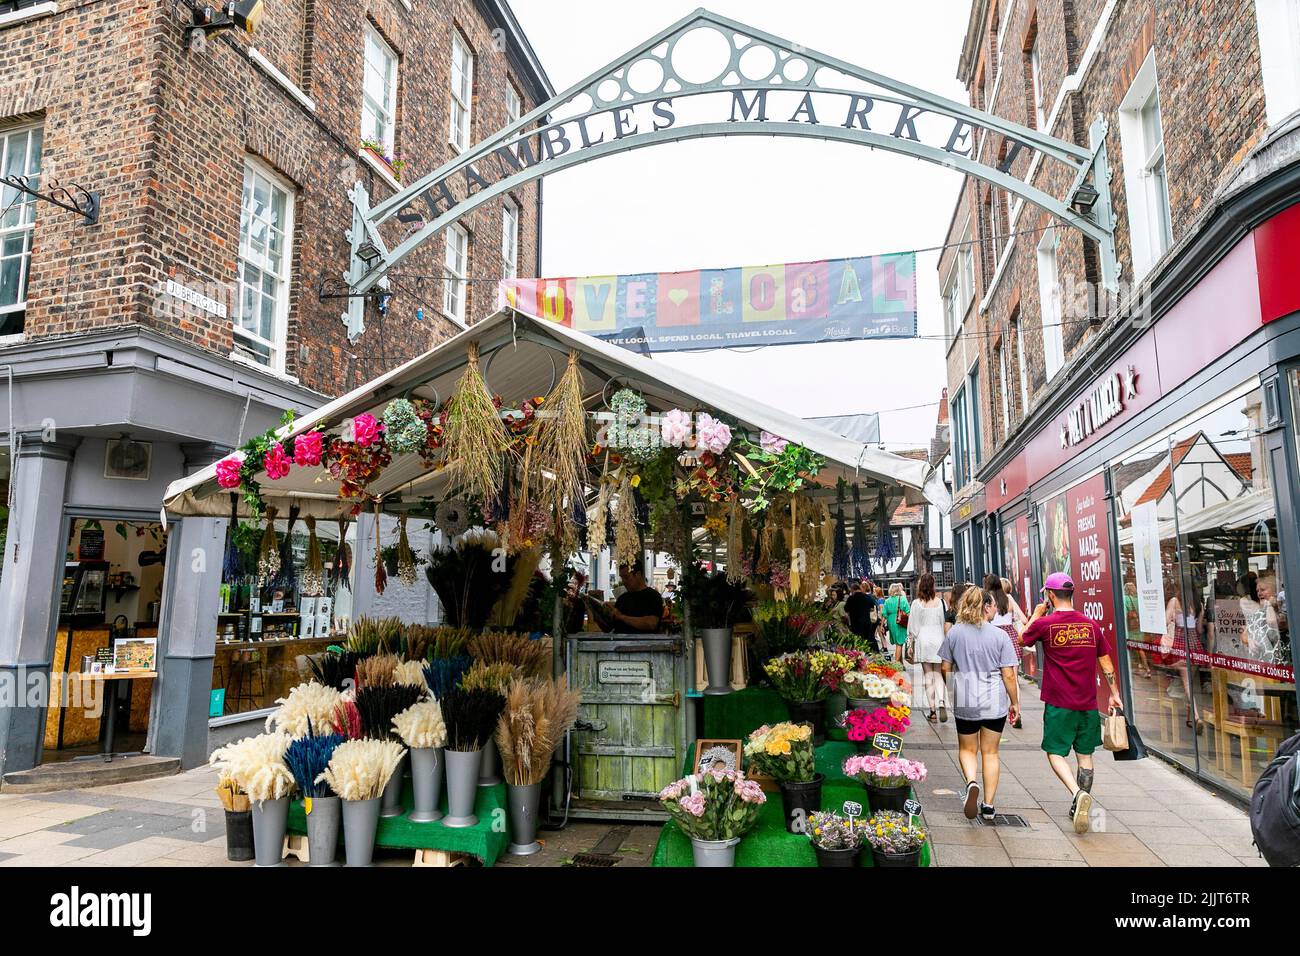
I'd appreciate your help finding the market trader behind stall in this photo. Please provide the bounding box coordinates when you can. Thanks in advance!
[603,558,665,633]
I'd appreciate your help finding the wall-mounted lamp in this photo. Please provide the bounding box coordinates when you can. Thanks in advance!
[1070,181,1100,214]
[187,0,265,46]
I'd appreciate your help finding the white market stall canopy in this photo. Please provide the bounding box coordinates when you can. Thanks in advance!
[163,308,951,520]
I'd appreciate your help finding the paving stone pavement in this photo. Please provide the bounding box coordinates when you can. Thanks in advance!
[902,675,1264,867]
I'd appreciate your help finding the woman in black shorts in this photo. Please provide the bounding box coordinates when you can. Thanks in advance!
[937,587,1022,823]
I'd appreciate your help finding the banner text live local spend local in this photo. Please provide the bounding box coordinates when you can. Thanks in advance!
[498,253,917,352]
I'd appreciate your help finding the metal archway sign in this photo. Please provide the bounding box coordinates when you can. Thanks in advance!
[342,7,1117,339]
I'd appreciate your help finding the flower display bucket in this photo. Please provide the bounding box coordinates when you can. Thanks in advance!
[700,627,733,696]
[778,773,825,834]
[443,748,483,828]
[865,783,911,814]
[250,797,288,867]
[825,692,848,729]
[408,747,445,823]
[871,847,922,868]
[690,836,741,867]
[305,795,341,866]
[814,845,862,868]
[223,809,254,862]
[506,782,543,856]
[340,796,381,867]
[381,752,408,818]
[847,695,890,711]
[479,736,502,787]
[785,699,826,746]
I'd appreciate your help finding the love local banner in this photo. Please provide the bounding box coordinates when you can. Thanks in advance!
[498,252,917,352]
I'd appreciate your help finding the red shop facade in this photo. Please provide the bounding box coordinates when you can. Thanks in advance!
[979,171,1300,800]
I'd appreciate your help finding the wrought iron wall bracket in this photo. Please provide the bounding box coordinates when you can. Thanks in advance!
[1,174,100,225]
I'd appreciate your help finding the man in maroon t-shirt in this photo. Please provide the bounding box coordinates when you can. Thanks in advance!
[1022,572,1122,834]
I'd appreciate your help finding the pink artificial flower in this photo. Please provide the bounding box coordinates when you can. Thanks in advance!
[679,792,707,817]
[263,443,291,480]
[350,413,380,448]
[695,413,732,454]
[760,430,788,456]
[659,780,686,801]
[294,430,323,467]
[215,454,244,489]
[659,408,693,448]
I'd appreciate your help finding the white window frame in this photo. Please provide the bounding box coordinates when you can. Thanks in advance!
[941,269,959,347]
[0,121,42,338]
[506,83,522,128]
[1014,315,1030,415]
[968,363,982,469]
[1030,39,1047,131]
[1037,229,1064,382]
[952,384,970,488]
[362,26,399,155]
[1254,0,1300,127]
[998,340,1011,435]
[1118,50,1172,282]
[235,158,294,373]
[442,222,469,326]
[957,231,975,314]
[450,30,474,152]
[501,196,519,280]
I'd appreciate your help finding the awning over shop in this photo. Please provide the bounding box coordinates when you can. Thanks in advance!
[163,308,950,520]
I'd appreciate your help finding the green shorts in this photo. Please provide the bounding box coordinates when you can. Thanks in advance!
[1041,704,1101,757]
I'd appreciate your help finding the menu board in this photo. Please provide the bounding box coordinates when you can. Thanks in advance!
[1065,475,1120,709]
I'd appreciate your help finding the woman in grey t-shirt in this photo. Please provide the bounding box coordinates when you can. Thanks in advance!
[938,587,1021,823]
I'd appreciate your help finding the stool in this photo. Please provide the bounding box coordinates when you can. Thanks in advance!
[227,649,265,713]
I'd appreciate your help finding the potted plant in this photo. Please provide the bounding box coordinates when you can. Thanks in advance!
[683,562,752,696]
[748,598,830,677]
[806,810,866,867]
[763,650,851,745]
[496,677,581,855]
[658,768,766,867]
[844,704,911,752]
[208,733,296,867]
[392,699,447,823]
[360,138,407,181]
[744,722,823,833]
[440,688,504,827]
[842,754,928,814]
[842,670,898,710]
[317,738,406,867]
[284,727,346,866]
[863,809,927,867]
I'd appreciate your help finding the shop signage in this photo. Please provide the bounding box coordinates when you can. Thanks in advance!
[499,250,917,352]
[1059,366,1138,448]
[1130,500,1167,634]
[164,278,227,319]
[598,660,652,684]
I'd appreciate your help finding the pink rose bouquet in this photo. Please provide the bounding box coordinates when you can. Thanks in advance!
[694,413,732,454]
[842,754,928,789]
[293,430,324,467]
[215,453,244,490]
[658,767,765,841]
[263,443,291,480]
[659,408,693,447]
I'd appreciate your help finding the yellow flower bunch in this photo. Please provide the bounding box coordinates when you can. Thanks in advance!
[760,721,811,756]
[887,704,911,722]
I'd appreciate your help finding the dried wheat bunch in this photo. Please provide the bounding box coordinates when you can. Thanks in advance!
[209,733,296,802]
[264,681,343,737]
[441,341,513,502]
[355,653,400,688]
[316,738,406,802]
[344,616,403,656]
[496,677,582,787]
[535,350,589,517]
[460,660,519,695]
[392,698,447,749]
[468,630,552,679]
[393,659,429,690]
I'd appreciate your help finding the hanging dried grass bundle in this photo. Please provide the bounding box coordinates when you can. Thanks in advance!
[535,350,588,518]
[354,681,425,740]
[392,698,447,749]
[467,631,552,678]
[461,660,520,695]
[396,513,417,587]
[209,733,296,802]
[496,677,582,787]
[586,480,610,553]
[819,500,834,574]
[300,516,325,596]
[355,653,400,688]
[489,546,542,628]
[441,688,506,752]
[372,499,387,595]
[393,659,428,690]
[316,738,406,802]
[257,507,280,580]
[612,474,640,570]
[333,518,352,593]
[725,495,746,584]
[264,681,343,737]
[442,341,512,501]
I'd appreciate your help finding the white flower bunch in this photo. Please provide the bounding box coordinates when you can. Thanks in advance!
[209,733,296,802]
[392,699,447,749]
[264,681,344,737]
[316,738,406,801]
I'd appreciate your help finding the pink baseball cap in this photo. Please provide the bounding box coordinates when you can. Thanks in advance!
[1042,572,1075,593]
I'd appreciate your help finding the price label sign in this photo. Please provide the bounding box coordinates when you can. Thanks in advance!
[872,732,903,757]
[842,800,863,821]
[904,798,921,817]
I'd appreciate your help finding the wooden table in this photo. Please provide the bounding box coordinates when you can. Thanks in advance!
[72,671,158,762]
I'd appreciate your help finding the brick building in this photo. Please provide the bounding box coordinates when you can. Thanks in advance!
[0,0,551,776]
[939,0,1300,798]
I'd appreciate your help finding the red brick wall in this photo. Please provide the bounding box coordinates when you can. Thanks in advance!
[1,0,543,395]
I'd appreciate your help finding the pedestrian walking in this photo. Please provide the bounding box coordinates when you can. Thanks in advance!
[985,574,1027,728]
[1021,572,1123,834]
[939,587,1020,822]
[843,581,878,647]
[907,572,949,722]
[882,582,911,664]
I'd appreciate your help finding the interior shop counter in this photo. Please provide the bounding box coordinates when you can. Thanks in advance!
[43,627,157,749]
[212,635,337,714]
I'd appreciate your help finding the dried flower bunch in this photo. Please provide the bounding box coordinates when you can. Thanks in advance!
[423,655,473,699]
[393,659,429,690]
[495,678,581,787]
[441,341,513,502]
[285,729,346,798]
[460,660,519,695]
[467,631,552,678]
[355,653,401,688]
[264,682,344,738]
[392,699,448,750]
[427,626,474,660]
[344,616,403,656]
[209,733,296,803]
[354,682,426,741]
[441,688,506,752]
[307,650,361,692]
[317,738,407,802]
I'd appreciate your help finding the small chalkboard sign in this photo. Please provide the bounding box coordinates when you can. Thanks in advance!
[904,798,922,817]
[872,732,903,756]
[78,527,106,561]
[842,800,863,820]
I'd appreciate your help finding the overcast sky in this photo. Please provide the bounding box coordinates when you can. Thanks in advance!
[508,0,972,451]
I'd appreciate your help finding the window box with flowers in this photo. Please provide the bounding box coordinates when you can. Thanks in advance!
[360,139,406,183]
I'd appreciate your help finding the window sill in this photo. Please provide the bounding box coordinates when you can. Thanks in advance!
[0,331,26,347]
[0,2,57,28]
[358,148,402,192]
[247,47,316,113]
[228,348,299,385]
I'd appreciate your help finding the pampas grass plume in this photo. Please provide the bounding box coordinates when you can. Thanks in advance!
[392,699,448,749]
[264,681,343,737]
[209,733,296,802]
[316,738,406,801]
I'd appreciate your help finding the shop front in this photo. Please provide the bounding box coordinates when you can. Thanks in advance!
[982,192,1300,800]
